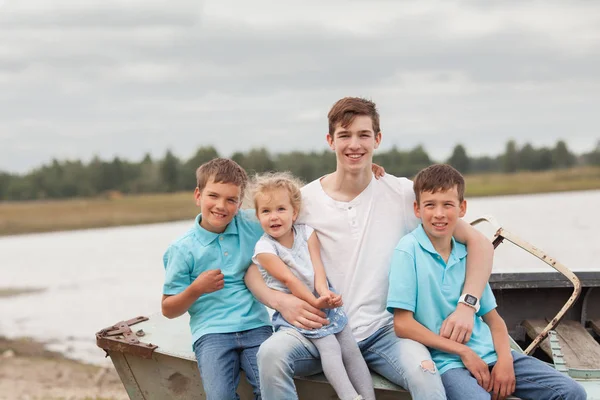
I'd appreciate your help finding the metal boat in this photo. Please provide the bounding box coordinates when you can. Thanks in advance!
[96,217,600,399]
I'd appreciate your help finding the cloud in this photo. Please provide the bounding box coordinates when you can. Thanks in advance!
[1,0,599,173]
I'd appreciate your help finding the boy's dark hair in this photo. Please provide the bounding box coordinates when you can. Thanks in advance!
[328,97,380,135]
[413,164,465,203]
[196,158,248,195]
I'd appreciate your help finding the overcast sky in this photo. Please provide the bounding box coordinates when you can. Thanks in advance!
[1,0,599,173]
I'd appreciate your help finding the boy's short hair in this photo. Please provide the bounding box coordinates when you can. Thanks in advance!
[328,97,380,135]
[413,164,465,203]
[196,158,248,196]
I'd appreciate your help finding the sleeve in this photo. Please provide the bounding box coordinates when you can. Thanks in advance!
[386,248,418,314]
[477,283,498,317]
[384,175,420,232]
[400,178,420,232]
[301,224,314,241]
[162,245,192,295]
[252,237,277,266]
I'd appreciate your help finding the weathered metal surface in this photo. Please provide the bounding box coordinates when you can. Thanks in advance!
[106,346,412,399]
[96,316,158,359]
[489,271,600,290]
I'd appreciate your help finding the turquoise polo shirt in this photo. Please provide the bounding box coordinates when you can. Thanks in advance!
[163,209,271,347]
[386,224,498,374]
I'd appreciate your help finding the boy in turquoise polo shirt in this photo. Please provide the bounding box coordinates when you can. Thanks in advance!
[161,158,272,400]
[386,164,585,400]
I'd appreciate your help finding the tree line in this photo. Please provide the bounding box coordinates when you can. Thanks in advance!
[1,139,599,201]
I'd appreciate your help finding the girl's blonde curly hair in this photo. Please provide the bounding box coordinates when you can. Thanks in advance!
[250,171,305,216]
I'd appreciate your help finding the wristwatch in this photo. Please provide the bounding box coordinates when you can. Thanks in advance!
[458,293,480,313]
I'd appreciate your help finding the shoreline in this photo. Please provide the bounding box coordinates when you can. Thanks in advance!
[0,336,128,400]
[1,167,599,237]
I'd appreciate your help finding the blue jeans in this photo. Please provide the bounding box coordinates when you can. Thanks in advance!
[441,351,587,400]
[194,326,273,400]
[257,324,446,400]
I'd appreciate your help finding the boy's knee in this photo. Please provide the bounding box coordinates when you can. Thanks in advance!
[257,338,289,375]
[419,360,437,374]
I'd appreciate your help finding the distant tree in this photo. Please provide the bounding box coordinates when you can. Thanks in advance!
[160,150,181,192]
[182,146,220,189]
[470,156,500,173]
[534,147,554,171]
[0,172,12,200]
[502,140,519,173]
[275,151,318,182]
[407,145,431,167]
[237,148,275,175]
[584,140,600,166]
[552,140,576,169]
[518,143,537,171]
[447,144,470,173]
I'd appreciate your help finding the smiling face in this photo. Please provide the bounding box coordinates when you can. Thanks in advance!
[194,177,242,233]
[255,188,297,244]
[414,185,467,244]
[327,115,381,173]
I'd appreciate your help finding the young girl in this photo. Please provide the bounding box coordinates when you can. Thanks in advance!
[251,172,376,400]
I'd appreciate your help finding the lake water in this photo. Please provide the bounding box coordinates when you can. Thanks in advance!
[1,190,598,366]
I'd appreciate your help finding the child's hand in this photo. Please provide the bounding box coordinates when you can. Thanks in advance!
[314,295,334,309]
[459,348,491,391]
[371,163,386,179]
[315,290,343,309]
[490,357,515,400]
[191,269,225,295]
[327,293,343,308]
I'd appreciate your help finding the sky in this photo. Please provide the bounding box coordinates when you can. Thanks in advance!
[1,0,599,173]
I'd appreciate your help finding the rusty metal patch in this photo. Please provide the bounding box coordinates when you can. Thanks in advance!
[96,316,158,359]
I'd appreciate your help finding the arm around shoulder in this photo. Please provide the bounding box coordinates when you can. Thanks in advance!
[454,219,493,299]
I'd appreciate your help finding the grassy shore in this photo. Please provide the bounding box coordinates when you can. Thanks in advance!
[1,167,599,236]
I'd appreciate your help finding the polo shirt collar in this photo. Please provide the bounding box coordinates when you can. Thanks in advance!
[414,224,467,261]
[194,213,238,246]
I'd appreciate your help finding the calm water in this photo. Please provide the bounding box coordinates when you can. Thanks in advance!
[1,190,598,365]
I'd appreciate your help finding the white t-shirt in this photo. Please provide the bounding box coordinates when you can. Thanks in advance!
[298,174,419,342]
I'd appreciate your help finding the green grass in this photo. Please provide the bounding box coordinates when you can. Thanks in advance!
[465,167,600,197]
[1,167,599,236]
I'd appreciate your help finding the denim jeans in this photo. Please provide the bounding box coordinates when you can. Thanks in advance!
[193,326,273,400]
[441,351,587,400]
[257,324,446,400]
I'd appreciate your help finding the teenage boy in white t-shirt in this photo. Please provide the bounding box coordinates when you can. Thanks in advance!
[245,97,494,400]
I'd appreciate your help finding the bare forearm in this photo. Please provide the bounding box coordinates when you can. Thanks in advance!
[455,220,493,298]
[307,233,329,295]
[284,277,320,308]
[162,287,201,319]
[395,315,468,356]
[244,264,282,309]
[486,315,512,360]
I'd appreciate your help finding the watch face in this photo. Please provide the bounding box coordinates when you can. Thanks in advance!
[465,294,477,305]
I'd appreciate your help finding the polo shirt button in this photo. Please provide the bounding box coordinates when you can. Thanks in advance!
[219,236,224,241]
[224,252,228,256]
[348,206,352,210]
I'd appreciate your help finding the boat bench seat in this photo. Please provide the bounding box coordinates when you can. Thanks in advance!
[522,319,600,370]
